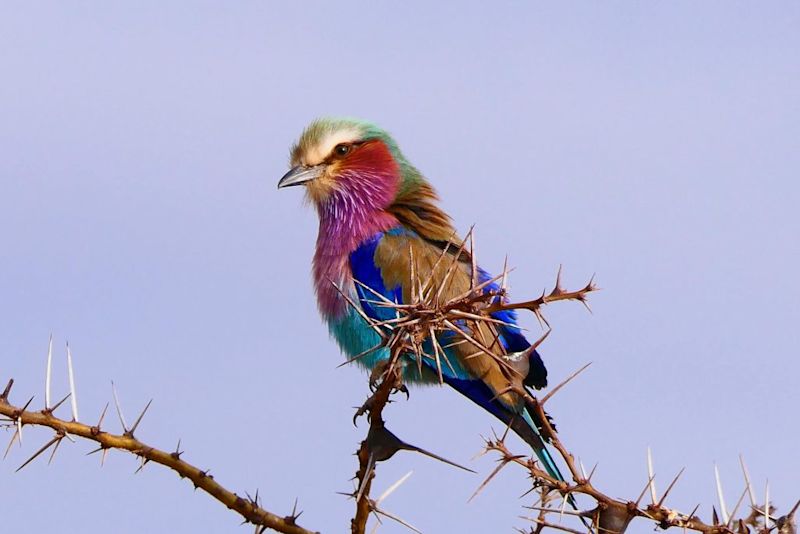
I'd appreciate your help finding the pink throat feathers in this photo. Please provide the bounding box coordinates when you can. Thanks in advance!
[311,147,401,318]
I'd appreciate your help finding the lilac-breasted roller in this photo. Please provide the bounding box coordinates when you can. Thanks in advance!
[278,118,566,483]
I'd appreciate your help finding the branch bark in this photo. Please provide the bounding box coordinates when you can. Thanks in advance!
[0,379,317,534]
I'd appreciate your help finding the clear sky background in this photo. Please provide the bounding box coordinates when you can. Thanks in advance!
[1,3,798,533]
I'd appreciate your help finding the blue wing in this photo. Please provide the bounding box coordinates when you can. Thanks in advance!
[348,227,567,484]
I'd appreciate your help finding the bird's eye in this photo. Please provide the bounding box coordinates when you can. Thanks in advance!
[334,143,350,157]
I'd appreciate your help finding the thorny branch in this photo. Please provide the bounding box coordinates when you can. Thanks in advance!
[340,228,795,534]
[0,372,316,534]
[4,227,795,534]
[350,348,401,534]
[347,336,472,534]
[339,228,600,533]
[494,419,799,534]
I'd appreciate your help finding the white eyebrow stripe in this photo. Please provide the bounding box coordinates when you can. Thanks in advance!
[304,127,362,166]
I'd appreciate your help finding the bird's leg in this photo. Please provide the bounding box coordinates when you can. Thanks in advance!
[354,359,409,425]
[368,360,391,391]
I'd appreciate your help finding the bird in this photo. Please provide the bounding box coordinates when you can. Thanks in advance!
[277,117,567,484]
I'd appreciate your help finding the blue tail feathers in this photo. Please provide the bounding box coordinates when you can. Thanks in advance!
[443,376,568,482]
[521,408,564,481]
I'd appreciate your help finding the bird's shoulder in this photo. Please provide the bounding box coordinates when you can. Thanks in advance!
[348,225,478,314]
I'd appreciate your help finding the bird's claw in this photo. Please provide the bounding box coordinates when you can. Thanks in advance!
[368,360,407,393]
[353,396,376,426]
[355,363,410,425]
[368,361,390,391]
[397,384,410,400]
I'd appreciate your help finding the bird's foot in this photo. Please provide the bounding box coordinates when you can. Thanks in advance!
[354,390,405,426]
[368,360,408,398]
[353,395,378,425]
[353,361,410,426]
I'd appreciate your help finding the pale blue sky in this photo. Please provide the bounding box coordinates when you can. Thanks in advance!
[1,3,798,533]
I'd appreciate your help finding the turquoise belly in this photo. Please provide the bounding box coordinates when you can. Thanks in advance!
[327,305,468,383]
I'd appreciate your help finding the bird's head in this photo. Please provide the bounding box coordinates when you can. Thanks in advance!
[279,117,455,243]
[278,117,407,210]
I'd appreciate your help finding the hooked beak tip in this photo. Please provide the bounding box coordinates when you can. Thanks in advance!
[277,165,324,189]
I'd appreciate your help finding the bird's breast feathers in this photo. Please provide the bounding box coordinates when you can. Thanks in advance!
[322,226,473,383]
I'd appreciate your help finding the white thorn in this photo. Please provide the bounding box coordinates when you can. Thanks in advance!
[647,446,658,504]
[372,506,422,534]
[559,492,569,522]
[727,485,749,529]
[111,380,128,431]
[714,464,729,525]
[45,334,53,409]
[469,229,477,290]
[500,255,509,293]
[66,342,79,421]
[739,454,756,506]
[376,471,413,506]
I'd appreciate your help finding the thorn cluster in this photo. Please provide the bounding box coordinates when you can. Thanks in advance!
[336,228,794,534]
[339,228,598,534]
[337,228,597,388]
[485,428,797,534]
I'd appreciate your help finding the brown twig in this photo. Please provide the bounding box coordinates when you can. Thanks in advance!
[482,391,795,534]
[0,379,316,534]
[339,232,795,534]
[339,232,604,533]
[351,366,396,534]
